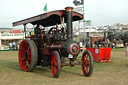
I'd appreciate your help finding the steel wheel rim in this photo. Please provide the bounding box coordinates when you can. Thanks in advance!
[19,41,31,71]
[82,52,90,75]
[51,53,57,77]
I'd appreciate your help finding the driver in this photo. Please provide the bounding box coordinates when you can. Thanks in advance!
[34,24,41,35]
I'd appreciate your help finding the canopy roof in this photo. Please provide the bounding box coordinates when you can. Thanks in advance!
[11,29,22,34]
[13,10,83,27]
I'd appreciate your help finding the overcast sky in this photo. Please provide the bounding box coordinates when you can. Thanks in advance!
[0,0,128,28]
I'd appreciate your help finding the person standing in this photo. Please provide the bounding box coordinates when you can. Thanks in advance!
[79,40,83,52]
[12,42,16,50]
[16,42,18,50]
[9,42,12,51]
[90,38,93,47]
[34,24,41,35]
[125,44,128,65]
[107,38,110,47]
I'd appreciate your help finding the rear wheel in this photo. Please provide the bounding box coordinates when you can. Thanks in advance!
[81,51,93,77]
[51,51,61,78]
[19,40,38,72]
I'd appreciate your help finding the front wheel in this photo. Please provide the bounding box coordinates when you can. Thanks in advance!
[51,51,61,78]
[81,51,93,77]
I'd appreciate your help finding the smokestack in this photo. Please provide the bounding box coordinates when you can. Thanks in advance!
[65,7,74,39]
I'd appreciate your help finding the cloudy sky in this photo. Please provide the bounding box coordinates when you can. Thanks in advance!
[0,0,128,28]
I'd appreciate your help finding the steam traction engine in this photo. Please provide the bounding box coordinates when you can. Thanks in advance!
[13,7,93,78]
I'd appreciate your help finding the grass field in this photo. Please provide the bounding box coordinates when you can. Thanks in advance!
[0,48,128,85]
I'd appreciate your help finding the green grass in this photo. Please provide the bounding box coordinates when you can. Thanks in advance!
[0,49,128,85]
[111,47,126,51]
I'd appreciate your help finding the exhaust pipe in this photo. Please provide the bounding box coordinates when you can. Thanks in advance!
[65,7,74,39]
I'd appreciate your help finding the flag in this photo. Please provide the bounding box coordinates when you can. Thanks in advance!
[44,3,47,12]
[73,0,84,6]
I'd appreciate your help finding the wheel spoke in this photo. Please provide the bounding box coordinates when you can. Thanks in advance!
[85,55,88,60]
[54,60,57,67]
[21,57,26,61]
[27,45,30,52]
[53,67,57,75]
[26,60,30,67]
[85,60,90,66]
[28,53,31,61]
[24,43,29,52]
[52,66,57,70]
[21,47,27,52]
[25,43,29,48]
[86,66,89,73]
[82,64,85,69]
[20,52,24,60]
[51,62,57,76]
[53,55,56,60]
[53,59,55,63]
[24,64,28,69]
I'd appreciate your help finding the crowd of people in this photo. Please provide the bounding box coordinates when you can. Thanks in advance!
[79,38,109,48]
[9,41,19,51]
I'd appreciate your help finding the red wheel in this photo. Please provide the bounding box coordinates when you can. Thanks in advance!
[51,51,61,78]
[19,40,38,72]
[81,51,93,77]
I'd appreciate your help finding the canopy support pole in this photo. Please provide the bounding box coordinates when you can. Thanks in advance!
[23,24,27,38]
